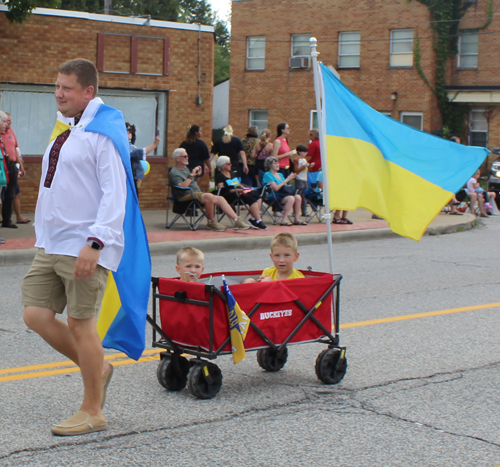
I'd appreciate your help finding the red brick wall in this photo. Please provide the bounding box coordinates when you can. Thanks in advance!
[0,10,214,211]
[230,0,442,149]
[229,0,498,155]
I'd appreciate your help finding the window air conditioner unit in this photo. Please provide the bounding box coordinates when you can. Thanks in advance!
[289,56,310,69]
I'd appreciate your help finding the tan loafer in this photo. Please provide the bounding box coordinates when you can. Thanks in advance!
[52,411,107,436]
[101,363,114,408]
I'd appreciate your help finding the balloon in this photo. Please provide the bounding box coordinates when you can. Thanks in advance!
[140,160,150,176]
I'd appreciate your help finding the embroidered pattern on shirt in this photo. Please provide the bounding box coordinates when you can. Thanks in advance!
[44,129,70,188]
[44,117,80,188]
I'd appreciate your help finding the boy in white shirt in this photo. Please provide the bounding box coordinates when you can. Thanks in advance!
[293,145,310,217]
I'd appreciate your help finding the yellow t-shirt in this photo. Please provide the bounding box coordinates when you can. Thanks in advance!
[262,267,305,281]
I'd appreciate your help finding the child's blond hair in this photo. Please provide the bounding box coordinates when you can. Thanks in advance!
[176,247,204,265]
[270,233,298,253]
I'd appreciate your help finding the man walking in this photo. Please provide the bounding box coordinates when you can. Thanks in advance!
[21,59,128,436]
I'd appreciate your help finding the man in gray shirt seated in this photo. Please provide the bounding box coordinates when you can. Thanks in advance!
[169,148,250,232]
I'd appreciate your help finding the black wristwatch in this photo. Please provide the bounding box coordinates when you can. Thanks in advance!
[86,240,103,251]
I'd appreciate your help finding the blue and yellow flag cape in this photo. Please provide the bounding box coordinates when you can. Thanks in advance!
[50,104,151,360]
[319,63,489,241]
[222,276,250,364]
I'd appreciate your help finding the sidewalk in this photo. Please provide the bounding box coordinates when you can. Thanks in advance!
[0,208,477,266]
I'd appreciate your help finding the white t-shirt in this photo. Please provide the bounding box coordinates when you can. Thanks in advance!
[296,157,308,181]
[466,177,477,193]
[34,98,127,272]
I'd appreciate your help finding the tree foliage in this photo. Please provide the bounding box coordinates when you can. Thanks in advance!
[3,0,230,83]
[178,0,212,24]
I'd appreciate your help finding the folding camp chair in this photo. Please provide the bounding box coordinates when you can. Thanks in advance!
[166,184,208,230]
[303,171,325,223]
[258,170,287,225]
[213,176,252,224]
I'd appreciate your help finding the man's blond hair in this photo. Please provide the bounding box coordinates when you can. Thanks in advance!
[176,247,204,264]
[270,233,298,253]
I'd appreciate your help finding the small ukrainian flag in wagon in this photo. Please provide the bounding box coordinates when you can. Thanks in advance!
[222,275,250,364]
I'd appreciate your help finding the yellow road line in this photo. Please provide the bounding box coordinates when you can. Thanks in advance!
[339,302,500,329]
[0,354,161,382]
[2,302,499,383]
[0,348,162,376]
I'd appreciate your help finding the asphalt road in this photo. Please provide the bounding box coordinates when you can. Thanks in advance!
[1,218,500,466]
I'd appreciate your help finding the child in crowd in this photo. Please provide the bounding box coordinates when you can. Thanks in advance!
[176,247,205,282]
[244,233,305,283]
[293,144,310,217]
[466,170,495,217]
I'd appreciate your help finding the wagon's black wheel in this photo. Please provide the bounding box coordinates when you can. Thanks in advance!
[156,354,191,391]
[315,348,347,384]
[256,347,288,372]
[187,362,223,399]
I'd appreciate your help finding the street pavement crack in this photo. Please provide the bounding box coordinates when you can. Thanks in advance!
[337,362,500,449]
[0,388,314,461]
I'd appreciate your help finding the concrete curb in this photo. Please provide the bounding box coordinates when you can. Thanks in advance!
[0,220,475,266]
[425,218,477,236]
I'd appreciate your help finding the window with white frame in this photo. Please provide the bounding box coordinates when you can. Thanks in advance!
[390,29,413,67]
[469,109,488,147]
[310,110,318,131]
[400,112,422,130]
[249,110,268,134]
[291,34,311,57]
[338,31,360,68]
[246,36,265,70]
[458,31,478,68]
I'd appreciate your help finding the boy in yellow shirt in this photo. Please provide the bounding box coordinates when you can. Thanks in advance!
[244,233,305,283]
[176,247,205,282]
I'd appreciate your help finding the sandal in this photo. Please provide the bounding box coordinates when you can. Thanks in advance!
[280,221,293,226]
[332,218,342,224]
[293,221,308,225]
[339,218,353,224]
[16,218,31,224]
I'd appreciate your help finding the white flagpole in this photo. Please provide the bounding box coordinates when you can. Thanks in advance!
[310,37,334,274]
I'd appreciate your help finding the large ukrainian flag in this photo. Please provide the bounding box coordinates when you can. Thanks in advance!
[319,63,489,241]
[50,103,151,360]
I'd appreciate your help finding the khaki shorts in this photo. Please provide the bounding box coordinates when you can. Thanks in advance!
[177,192,203,202]
[21,249,109,319]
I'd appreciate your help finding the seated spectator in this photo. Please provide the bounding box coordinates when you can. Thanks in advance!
[169,148,250,232]
[176,247,205,282]
[262,156,306,226]
[466,170,490,217]
[215,156,267,230]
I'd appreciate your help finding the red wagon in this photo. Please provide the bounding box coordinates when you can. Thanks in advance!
[147,270,347,399]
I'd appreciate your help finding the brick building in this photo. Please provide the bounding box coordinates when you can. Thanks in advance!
[0,6,215,211]
[229,0,499,168]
